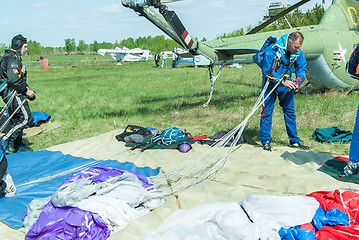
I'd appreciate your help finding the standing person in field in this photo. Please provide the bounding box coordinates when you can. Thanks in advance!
[161,51,167,68]
[172,50,178,68]
[154,52,160,67]
[340,45,359,177]
[259,32,309,151]
[0,34,36,154]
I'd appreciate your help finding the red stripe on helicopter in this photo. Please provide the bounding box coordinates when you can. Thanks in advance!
[181,30,193,48]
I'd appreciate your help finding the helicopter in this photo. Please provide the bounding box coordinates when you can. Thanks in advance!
[122,0,359,106]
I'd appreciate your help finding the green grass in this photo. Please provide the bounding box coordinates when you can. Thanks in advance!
[21,58,358,155]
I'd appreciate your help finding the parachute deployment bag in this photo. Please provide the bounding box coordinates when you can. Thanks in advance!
[312,127,352,143]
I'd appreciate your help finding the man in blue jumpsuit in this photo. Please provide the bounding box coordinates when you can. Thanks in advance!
[260,32,309,151]
[340,45,359,176]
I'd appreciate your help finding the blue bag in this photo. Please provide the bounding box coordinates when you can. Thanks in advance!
[252,36,277,69]
[150,127,189,145]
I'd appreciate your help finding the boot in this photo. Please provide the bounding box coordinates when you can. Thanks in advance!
[13,143,30,153]
[339,162,359,177]
[3,173,16,197]
[0,139,12,155]
[263,141,272,151]
[289,140,309,150]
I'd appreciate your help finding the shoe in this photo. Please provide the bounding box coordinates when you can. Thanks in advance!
[339,162,359,177]
[3,173,16,197]
[0,139,12,154]
[14,144,30,153]
[263,141,272,151]
[289,140,309,150]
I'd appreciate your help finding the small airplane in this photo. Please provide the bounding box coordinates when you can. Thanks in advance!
[122,0,359,106]
[98,46,152,63]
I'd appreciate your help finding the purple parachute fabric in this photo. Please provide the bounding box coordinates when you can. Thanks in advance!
[26,202,110,240]
[25,166,154,240]
[60,166,153,189]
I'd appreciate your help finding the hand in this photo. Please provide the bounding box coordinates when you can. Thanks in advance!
[282,80,297,90]
[26,89,36,100]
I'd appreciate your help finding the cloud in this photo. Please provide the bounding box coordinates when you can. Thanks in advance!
[32,2,56,8]
[0,21,7,25]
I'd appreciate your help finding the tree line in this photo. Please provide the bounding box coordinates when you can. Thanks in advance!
[0,35,179,56]
[217,4,325,39]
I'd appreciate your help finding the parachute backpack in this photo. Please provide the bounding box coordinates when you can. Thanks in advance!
[115,125,152,142]
[0,54,13,93]
[150,127,189,145]
[252,36,277,69]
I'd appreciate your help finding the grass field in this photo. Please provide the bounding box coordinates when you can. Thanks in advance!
[21,57,359,155]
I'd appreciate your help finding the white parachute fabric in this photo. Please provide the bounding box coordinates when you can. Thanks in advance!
[141,195,319,240]
[51,172,164,233]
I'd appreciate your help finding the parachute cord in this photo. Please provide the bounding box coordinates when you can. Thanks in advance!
[150,77,284,198]
[0,97,26,134]
[0,93,17,133]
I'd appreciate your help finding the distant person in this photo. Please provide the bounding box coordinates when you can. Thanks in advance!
[259,32,309,151]
[154,52,160,67]
[340,45,359,177]
[0,34,35,154]
[0,146,16,197]
[161,51,168,68]
[172,51,178,68]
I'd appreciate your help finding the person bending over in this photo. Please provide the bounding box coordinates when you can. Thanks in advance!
[259,32,309,151]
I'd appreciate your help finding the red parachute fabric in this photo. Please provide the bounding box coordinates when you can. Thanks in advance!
[307,190,359,239]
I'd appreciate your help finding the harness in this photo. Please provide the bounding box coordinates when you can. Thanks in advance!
[266,52,298,107]
[0,53,26,133]
[0,53,25,91]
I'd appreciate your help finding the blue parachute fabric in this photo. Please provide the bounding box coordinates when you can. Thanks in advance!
[311,206,349,231]
[278,226,316,240]
[278,206,350,239]
[0,150,160,229]
[31,111,51,125]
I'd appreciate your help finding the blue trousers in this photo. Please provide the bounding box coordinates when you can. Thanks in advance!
[350,106,359,163]
[259,83,300,145]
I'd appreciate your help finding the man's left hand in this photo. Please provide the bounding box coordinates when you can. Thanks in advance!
[282,80,297,90]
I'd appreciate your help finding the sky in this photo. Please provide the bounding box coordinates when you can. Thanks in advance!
[0,0,328,47]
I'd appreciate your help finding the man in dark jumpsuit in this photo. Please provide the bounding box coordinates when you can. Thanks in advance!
[0,34,36,154]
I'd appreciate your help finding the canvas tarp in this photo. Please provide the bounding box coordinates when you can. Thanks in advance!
[0,129,358,239]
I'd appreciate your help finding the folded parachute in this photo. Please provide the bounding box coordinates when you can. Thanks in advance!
[24,166,164,240]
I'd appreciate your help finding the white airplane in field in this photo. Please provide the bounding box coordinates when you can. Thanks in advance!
[97,46,152,63]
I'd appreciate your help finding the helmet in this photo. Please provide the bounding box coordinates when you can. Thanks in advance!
[11,34,27,53]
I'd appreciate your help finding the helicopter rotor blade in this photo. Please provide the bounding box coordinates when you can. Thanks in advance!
[246,0,310,35]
